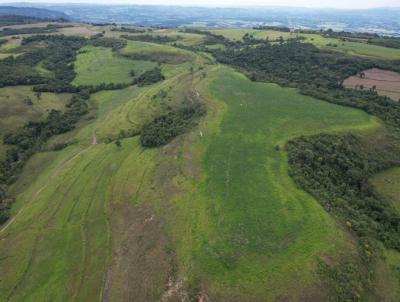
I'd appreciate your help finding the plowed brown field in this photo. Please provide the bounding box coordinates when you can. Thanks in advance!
[344,68,400,101]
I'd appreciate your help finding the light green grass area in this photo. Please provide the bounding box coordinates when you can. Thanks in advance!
[301,33,400,60]
[72,45,157,86]
[0,137,157,302]
[120,40,196,63]
[371,167,400,213]
[169,66,379,300]
[0,38,20,52]
[133,29,205,46]
[91,61,193,140]
[369,166,400,298]
[0,86,70,160]
[213,28,400,60]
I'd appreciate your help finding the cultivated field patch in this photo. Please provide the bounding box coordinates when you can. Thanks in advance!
[344,68,400,101]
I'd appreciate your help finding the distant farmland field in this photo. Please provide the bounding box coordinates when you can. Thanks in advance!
[344,68,400,101]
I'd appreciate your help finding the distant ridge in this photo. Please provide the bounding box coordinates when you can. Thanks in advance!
[0,6,69,20]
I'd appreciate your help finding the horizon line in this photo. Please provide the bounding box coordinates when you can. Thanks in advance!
[1,2,400,10]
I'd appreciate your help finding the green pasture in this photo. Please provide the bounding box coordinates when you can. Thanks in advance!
[371,167,400,213]
[120,40,196,64]
[72,45,157,86]
[123,28,205,46]
[0,86,70,160]
[212,28,400,60]
[0,137,157,302]
[169,66,379,300]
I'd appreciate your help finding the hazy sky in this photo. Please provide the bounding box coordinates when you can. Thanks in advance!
[1,0,400,9]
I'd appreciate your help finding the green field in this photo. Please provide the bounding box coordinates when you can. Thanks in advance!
[371,168,400,300]
[0,86,70,160]
[167,66,379,300]
[120,40,196,64]
[212,28,400,60]
[72,45,157,86]
[371,167,400,214]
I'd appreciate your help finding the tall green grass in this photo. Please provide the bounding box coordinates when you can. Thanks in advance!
[170,66,379,300]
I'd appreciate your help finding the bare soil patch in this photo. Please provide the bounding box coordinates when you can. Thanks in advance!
[106,202,173,302]
[343,68,400,101]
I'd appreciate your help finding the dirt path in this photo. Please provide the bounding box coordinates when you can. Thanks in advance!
[92,128,97,145]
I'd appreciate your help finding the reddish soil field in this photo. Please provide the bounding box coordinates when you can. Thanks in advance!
[343,68,400,101]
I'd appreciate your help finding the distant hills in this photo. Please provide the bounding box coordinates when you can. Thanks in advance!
[1,4,400,35]
[0,6,69,21]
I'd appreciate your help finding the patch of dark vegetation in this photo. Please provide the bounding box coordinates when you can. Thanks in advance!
[140,102,206,147]
[0,34,87,89]
[253,25,292,32]
[121,34,179,43]
[133,67,165,87]
[0,39,7,46]
[287,132,400,250]
[88,35,127,51]
[111,26,146,34]
[121,50,192,64]
[179,28,229,45]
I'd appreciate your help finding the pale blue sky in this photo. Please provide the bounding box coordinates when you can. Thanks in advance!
[1,0,399,9]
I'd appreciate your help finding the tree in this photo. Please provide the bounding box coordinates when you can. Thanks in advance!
[115,139,121,147]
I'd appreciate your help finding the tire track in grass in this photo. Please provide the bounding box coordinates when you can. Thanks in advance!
[72,158,112,302]
[5,149,99,301]
[0,146,90,236]
[100,147,140,302]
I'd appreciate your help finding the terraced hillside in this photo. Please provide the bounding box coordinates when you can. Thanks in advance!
[0,20,399,302]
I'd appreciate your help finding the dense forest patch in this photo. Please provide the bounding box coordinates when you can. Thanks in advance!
[287,132,400,250]
[121,50,193,64]
[121,34,179,44]
[140,102,205,147]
